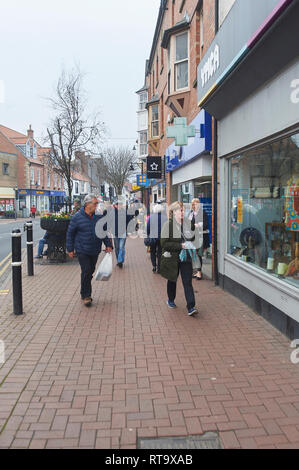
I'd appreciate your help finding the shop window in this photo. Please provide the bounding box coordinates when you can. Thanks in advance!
[228,132,299,289]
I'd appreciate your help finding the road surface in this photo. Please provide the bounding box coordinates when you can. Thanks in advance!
[0,219,45,288]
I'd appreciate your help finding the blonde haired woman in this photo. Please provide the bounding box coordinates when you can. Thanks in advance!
[160,201,198,316]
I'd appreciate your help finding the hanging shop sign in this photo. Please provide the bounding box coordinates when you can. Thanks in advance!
[137,175,150,187]
[146,157,162,179]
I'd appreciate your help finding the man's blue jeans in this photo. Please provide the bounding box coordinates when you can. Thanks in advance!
[114,237,127,264]
[38,238,47,256]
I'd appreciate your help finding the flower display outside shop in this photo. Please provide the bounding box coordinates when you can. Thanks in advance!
[40,213,72,234]
[42,212,72,220]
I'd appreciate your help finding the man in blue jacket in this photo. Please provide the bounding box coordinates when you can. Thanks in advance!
[66,194,113,307]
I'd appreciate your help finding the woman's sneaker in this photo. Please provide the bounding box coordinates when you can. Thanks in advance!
[167,300,177,309]
[188,307,198,316]
[83,298,92,307]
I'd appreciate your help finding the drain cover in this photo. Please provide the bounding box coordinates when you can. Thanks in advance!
[138,433,222,449]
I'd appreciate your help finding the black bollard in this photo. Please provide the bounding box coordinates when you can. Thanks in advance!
[11,229,23,315]
[25,221,34,276]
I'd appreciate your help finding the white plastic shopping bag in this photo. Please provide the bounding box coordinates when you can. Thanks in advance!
[95,253,112,281]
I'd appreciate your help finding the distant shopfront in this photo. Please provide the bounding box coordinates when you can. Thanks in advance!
[17,189,66,216]
[0,187,16,215]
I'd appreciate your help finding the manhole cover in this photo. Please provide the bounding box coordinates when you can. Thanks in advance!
[138,433,222,449]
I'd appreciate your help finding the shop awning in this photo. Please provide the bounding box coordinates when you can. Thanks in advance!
[0,187,15,198]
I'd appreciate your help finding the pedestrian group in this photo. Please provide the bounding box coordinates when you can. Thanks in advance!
[63,194,209,316]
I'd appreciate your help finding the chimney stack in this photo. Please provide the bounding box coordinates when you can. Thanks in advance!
[27,124,34,140]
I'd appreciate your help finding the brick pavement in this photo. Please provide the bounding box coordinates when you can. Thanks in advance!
[0,238,299,449]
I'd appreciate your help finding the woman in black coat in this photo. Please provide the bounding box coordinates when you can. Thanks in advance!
[189,198,210,280]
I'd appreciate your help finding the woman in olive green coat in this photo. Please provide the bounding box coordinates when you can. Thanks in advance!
[160,202,198,316]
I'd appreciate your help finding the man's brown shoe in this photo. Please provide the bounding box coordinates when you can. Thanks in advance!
[83,297,92,307]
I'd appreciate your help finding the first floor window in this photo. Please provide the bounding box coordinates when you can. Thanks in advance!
[139,92,147,110]
[75,182,79,194]
[2,163,9,175]
[175,32,188,90]
[139,131,148,156]
[151,105,159,138]
[30,168,34,184]
[228,131,299,290]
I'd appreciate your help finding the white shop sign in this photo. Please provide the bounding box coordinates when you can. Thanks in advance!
[200,45,220,88]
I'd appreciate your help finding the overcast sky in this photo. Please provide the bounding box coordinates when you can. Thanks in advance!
[0,0,160,149]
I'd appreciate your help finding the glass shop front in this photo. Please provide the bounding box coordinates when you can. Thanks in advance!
[228,131,299,290]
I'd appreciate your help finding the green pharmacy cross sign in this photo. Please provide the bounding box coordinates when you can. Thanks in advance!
[166,117,196,146]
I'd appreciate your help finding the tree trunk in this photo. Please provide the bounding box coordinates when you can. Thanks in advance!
[68,184,72,213]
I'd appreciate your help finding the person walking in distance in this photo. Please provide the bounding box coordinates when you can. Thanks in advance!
[30,205,36,218]
[107,200,139,269]
[160,201,198,316]
[147,203,167,273]
[189,198,210,280]
[66,194,113,307]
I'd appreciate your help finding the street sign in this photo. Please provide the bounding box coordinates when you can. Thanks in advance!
[146,156,162,179]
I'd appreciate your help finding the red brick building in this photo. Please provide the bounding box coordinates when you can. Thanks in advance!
[137,0,218,277]
[144,0,217,203]
[0,124,65,215]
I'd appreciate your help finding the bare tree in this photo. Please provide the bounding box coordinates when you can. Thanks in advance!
[97,147,136,197]
[45,67,105,210]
